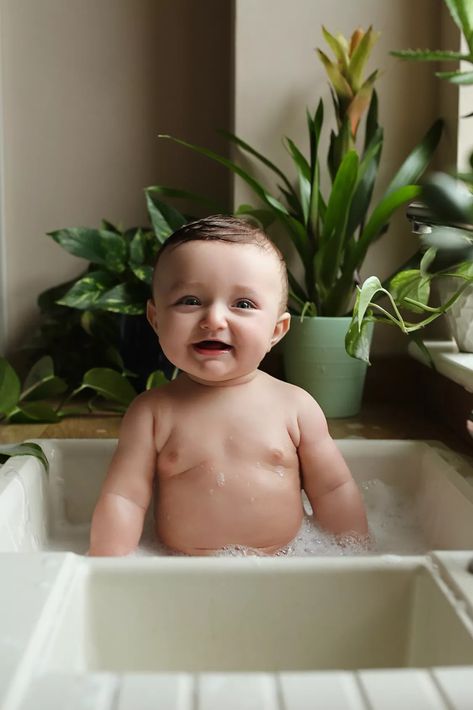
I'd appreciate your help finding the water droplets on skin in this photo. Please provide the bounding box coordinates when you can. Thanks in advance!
[216,472,225,487]
[274,466,285,478]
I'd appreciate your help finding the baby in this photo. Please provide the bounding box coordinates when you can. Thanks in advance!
[89,216,368,556]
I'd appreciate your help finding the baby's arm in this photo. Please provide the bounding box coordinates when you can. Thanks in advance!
[296,391,368,538]
[89,394,156,556]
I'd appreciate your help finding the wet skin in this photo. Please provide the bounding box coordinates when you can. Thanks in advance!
[89,241,367,555]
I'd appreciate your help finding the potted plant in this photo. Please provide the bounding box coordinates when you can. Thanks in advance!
[348,0,473,362]
[387,0,473,353]
[29,189,193,392]
[159,26,443,416]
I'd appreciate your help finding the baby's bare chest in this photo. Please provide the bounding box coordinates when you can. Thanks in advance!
[156,396,298,480]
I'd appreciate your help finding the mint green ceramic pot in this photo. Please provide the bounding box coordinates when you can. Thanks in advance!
[282,316,373,418]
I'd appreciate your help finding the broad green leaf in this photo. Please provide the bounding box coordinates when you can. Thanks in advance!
[129,229,146,264]
[48,228,127,273]
[145,191,188,243]
[356,276,385,328]
[389,270,431,313]
[322,150,359,244]
[346,128,383,237]
[23,355,54,390]
[407,332,435,367]
[422,172,473,224]
[319,151,359,285]
[146,370,169,390]
[101,219,121,234]
[0,442,49,473]
[384,119,443,200]
[82,368,136,405]
[57,271,117,310]
[21,355,67,402]
[453,260,473,278]
[96,284,147,315]
[130,264,153,285]
[21,377,67,402]
[345,312,374,364]
[354,184,421,267]
[159,135,289,217]
[0,357,21,414]
[8,402,61,424]
[420,247,437,275]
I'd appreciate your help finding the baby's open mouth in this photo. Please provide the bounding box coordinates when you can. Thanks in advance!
[193,340,233,353]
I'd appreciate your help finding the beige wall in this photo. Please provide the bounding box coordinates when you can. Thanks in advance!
[233,0,449,354]
[0,0,463,357]
[0,0,232,353]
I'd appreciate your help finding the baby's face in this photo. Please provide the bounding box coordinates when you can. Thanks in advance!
[147,240,290,385]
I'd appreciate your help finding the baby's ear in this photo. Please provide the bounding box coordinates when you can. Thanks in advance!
[146,299,159,335]
[269,312,290,350]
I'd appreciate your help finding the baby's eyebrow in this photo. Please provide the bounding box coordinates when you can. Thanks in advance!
[167,280,205,292]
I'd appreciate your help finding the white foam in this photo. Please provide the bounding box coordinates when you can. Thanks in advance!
[129,479,428,558]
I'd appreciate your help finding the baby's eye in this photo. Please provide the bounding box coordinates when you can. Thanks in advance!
[176,295,200,306]
[234,299,256,310]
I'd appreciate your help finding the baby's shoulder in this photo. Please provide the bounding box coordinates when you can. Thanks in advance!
[126,378,178,416]
[258,371,317,409]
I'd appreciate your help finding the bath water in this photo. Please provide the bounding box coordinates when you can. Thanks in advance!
[131,478,427,557]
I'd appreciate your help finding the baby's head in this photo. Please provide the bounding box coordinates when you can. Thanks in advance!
[151,215,288,313]
[147,215,291,384]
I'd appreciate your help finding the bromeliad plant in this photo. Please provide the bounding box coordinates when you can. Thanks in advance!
[159,26,443,325]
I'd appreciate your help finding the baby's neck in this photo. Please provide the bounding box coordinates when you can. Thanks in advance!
[182,370,260,388]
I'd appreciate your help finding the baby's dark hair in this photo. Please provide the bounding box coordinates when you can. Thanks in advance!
[152,215,288,311]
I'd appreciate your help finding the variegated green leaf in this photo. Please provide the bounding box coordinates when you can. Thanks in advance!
[48,228,127,273]
[95,284,147,315]
[57,271,117,310]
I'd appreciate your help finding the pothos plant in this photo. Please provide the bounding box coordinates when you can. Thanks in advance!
[158,26,444,358]
[0,191,190,425]
[349,0,473,363]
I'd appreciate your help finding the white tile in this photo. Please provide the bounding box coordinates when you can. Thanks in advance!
[357,669,447,710]
[432,667,473,710]
[198,673,278,710]
[117,674,193,710]
[279,671,366,709]
[18,673,118,710]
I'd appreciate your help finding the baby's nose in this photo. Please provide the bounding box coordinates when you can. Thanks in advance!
[200,303,227,330]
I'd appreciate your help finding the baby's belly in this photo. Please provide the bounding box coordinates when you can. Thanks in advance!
[155,464,304,555]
